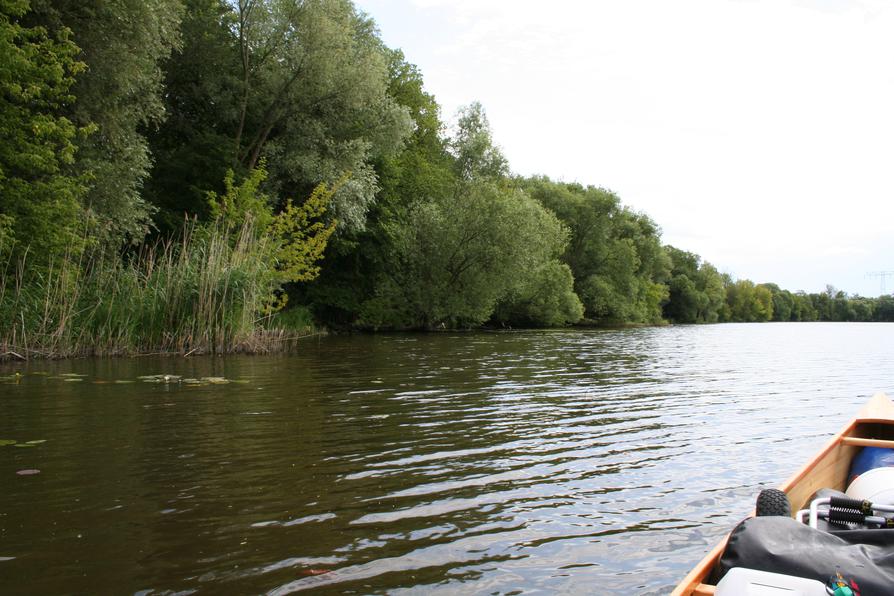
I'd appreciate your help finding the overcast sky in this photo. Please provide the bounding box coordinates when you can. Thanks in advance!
[355,0,894,297]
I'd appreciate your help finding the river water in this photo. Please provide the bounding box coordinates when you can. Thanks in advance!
[1,323,893,594]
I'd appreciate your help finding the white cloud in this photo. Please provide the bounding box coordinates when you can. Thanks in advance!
[358,0,894,296]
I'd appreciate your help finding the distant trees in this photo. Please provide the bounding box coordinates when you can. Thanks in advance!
[659,254,894,325]
[522,178,670,324]
[662,247,725,323]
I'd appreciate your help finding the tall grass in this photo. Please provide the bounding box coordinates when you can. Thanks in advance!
[0,219,317,360]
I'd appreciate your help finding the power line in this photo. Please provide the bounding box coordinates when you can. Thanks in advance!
[866,271,894,295]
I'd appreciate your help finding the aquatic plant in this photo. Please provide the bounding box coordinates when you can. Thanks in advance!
[0,219,316,359]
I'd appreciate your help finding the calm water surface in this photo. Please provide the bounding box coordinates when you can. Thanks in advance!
[1,323,894,594]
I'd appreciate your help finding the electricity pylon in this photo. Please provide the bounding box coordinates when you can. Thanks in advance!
[867,271,894,295]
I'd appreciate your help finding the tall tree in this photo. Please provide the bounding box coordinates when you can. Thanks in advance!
[304,48,454,325]
[450,101,508,182]
[30,0,184,245]
[0,0,89,265]
[228,0,411,233]
[145,0,240,231]
[357,103,579,329]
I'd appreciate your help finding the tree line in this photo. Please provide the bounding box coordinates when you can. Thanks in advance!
[1,0,890,356]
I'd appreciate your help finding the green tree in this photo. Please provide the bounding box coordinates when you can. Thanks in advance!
[662,247,727,324]
[0,0,90,265]
[850,297,874,322]
[753,284,774,321]
[206,164,337,308]
[30,0,184,245]
[665,273,703,323]
[304,48,455,326]
[450,101,508,182]
[762,283,794,322]
[228,0,412,233]
[359,182,570,329]
[875,295,894,322]
[791,292,817,321]
[144,0,240,231]
[524,177,669,324]
[492,260,583,327]
[725,278,773,322]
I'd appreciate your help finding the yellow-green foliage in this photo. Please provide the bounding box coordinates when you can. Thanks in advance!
[206,166,273,232]
[206,165,337,313]
[271,182,337,284]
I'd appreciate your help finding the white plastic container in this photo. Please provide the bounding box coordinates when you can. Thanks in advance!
[845,466,894,504]
[715,567,826,595]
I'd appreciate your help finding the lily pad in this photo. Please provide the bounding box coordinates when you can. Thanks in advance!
[202,377,230,384]
[25,440,46,445]
[16,469,40,476]
[63,378,84,382]
[138,374,182,383]
[13,444,34,448]
[0,556,15,561]
[0,440,16,447]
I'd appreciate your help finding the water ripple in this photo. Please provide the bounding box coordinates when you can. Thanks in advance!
[2,323,894,594]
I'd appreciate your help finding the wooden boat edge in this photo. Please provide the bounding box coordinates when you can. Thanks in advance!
[670,393,894,596]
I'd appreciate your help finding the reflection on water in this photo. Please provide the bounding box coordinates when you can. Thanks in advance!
[1,323,893,594]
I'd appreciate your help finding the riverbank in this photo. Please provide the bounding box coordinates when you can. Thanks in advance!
[0,220,322,362]
[0,328,325,362]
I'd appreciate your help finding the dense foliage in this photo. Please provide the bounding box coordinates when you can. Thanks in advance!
[2,0,892,357]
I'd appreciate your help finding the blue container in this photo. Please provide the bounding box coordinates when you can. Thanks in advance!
[848,447,894,485]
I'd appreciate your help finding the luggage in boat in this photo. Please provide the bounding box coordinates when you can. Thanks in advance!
[711,516,894,594]
[672,393,894,595]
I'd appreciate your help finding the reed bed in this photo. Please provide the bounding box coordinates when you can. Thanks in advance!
[0,220,316,360]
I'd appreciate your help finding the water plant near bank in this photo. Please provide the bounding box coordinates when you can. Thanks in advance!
[0,218,316,360]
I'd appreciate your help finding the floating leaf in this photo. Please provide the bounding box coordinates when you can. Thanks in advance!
[25,440,46,445]
[0,440,16,447]
[63,378,84,382]
[16,469,40,476]
[113,380,135,384]
[138,375,182,383]
[13,444,34,448]
[0,556,15,561]
[60,373,87,377]
[202,377,229,384]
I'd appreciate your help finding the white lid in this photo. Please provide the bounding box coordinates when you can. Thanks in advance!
[715,567,827,595]
[845,466,894,504]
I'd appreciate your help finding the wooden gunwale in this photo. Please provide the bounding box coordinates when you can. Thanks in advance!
[670,393,894,596]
